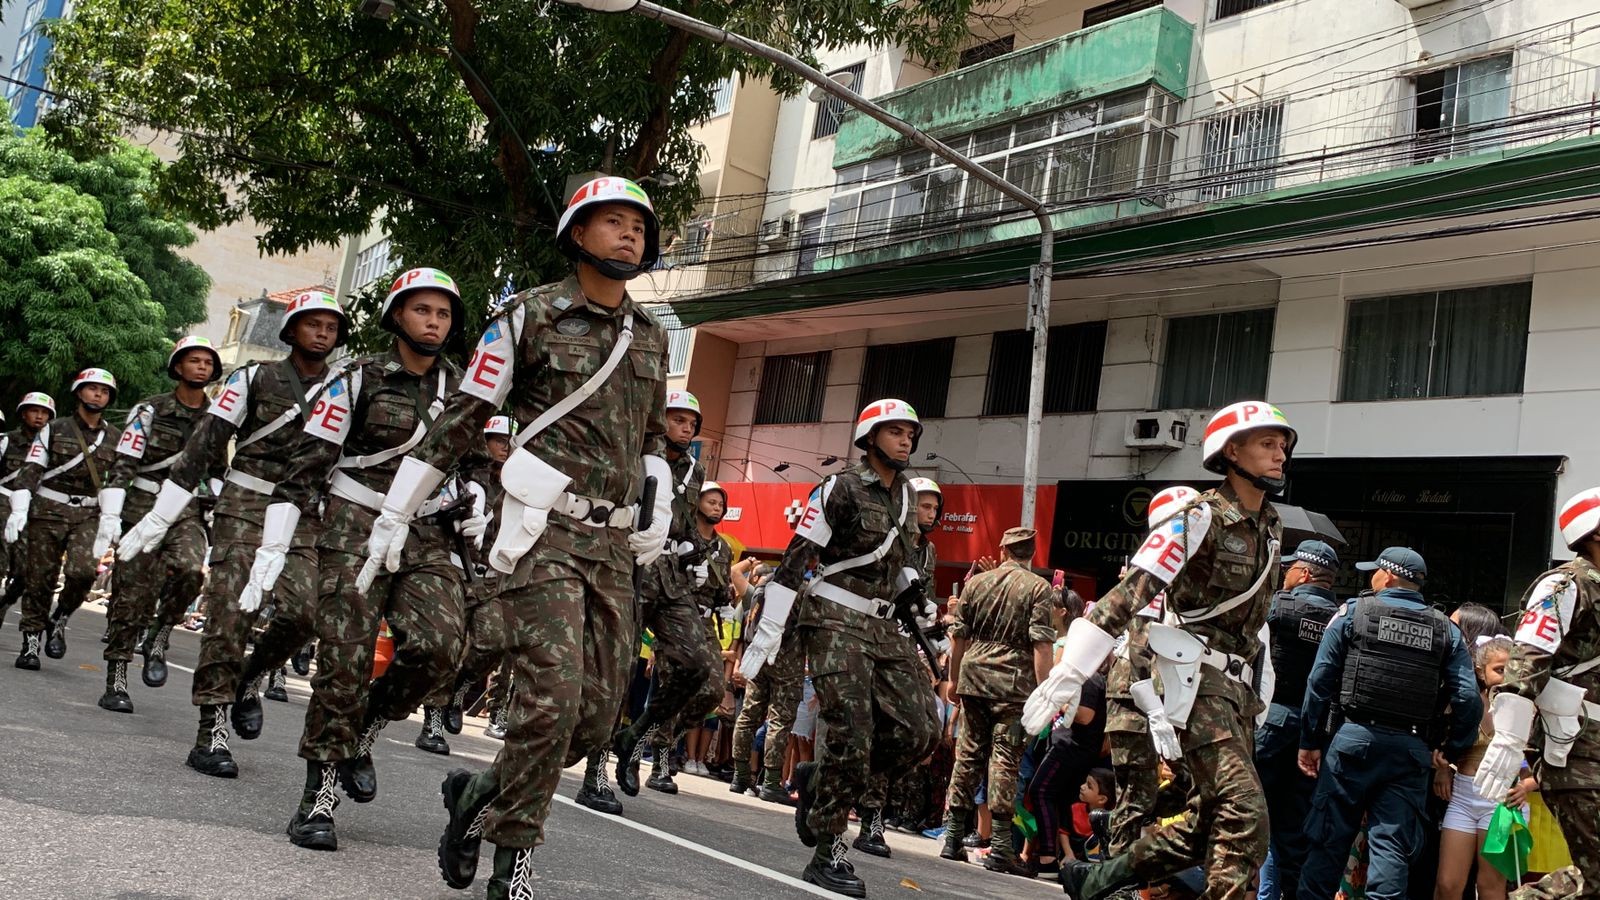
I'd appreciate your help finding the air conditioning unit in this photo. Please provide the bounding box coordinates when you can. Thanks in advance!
[1124,411,1188,450]
[758,210,802,247]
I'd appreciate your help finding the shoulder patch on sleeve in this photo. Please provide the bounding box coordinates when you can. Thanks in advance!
[115,404,154,459]
[1516,571,1578,655]
[302,366,356,445]
[24,426,48,465]
[461,303,523,406]
[209,365,254,427]
[793,477,836,546]
[1130,503,1214,587]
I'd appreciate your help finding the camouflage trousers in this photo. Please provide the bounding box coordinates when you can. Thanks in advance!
[17,508,97,633]
[732,631,804,778]
[1087,694,1264,900]
[103,514,206,662]
[803,619,939,841]
[641,593,725,749]
[1108,697,1163,854]
[299,545,465,761]
[471,535,636,848]
[1513,789,1599,899]
[192,541,318,706]
[947,696,1028,818]
[422,576,507,708]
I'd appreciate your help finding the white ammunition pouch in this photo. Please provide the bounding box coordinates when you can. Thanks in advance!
[1537,677,1590,768]
[1148,623,1206,729]
[488,446,572,575]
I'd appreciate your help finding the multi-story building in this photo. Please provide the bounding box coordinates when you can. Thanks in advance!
[215,284,335,368]
[667,0,1600,612]
[5,0,64,127]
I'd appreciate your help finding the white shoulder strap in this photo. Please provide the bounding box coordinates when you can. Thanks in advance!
[1173,539,1282,625]
[41,426,106,482]
[817,480,912,580]
[337,366,447,471]
[513,310,635,449]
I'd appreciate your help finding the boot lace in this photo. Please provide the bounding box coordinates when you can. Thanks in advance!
[629,725,657,766]
[593,753,615,799]
[465,802,491,840]
[112,662,128,695]
[870,810,884,841]
[149,624,173,659]
[427,707,444,737]
[356,718,387,757]
[508,848,537,900]
[209,706,231,753]
[270,668,286,691]
[241,676,262,703]
[830,834,853,872]
[450,681,470,709]
[310,764,340,819]
[22,633,39,657]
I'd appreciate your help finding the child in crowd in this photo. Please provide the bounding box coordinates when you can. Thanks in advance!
[1067,768,1116,862]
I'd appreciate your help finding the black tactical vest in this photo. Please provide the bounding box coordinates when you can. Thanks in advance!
[1268,589,1338,709]
[1339,596,1450,731]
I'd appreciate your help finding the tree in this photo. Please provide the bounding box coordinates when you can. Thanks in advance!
[44,0,980,350]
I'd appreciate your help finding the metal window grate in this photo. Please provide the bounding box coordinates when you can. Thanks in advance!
[754,351,831,425]
[1082,0,1162,28]
[958,35,1015,70]
[1199,101,1285,200]
[1215,0,1284,19]
[649,305,692,376]
[812,61,867,140]
[984,322,1108,416]
[858,338,955,418]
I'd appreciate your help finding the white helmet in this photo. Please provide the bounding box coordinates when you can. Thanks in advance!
[666,390,702,436]
[910,477,942,497]
[1559,487,1600,549]
[167,335,223,384]
[16,392,55,418]
[700,481,727,500]
[485,415,514,437]
[556,176,661,277]
[1201,401,1296,475]
[852,399,922,452]
[280,289,350,347]
[1147,485,1199,528]
[72,367,118,397]
[381,267,465,343]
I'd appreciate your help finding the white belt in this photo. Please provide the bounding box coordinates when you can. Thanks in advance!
[36,487,97,508]
[1200,646,1254,686]
[811,580,894,619]
[329,471,385,511]
[1583,700,1600,722]
[554,492,636,529]
[226,470,277,496]
[131,477,162,494]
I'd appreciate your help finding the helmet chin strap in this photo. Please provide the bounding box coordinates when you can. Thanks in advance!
[574,246,647,281]
[870,443,909,472]
[918,522,935,536]
[399,332,445,357]
[666,438,692,454]
[294,344,332,363]
[701,512,724,526]
[1228,459,1287,494]
[180,377,210,390]
[80,399,107,413]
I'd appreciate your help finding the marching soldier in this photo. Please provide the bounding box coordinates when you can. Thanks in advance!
[939,525,1055,877]
[730,561,803,805]
[742,399,939,897]
[94,336,222,713]
[1036,401,1292,900]
[0,393,53,620]
[119,290,350,777]
[7,368,120,670]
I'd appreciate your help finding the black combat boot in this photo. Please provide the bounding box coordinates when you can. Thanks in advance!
[291,643,313,676]
[265,667,289,702]
[139,624,174,687]
[15,630,41,670]
[574,750,625,815]
[416,706,451,755]
[939,808,968,861]
[231,673,265,740]
[484,706,507,740]
[853,807,891,859]
[759,767,795,806]
[612,722,657,797]
[1060,853,1138,900]
[444,679,469,735]
[645,750,678,794]
[438,768,497,888]
[802,834,866,898]
[793,761,819,847]
[287,759,340,851]
[983,820,1035,878]
[43,610,68,659]
[486,845,537,900]
[338,717,385,803]
[186,705,239,778]
[97,660,134,713]
[729,763,754,796]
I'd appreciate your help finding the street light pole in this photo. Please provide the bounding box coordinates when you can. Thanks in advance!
[556,0,1055,529]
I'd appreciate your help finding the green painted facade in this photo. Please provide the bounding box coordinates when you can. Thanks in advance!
[833,6,1195,168]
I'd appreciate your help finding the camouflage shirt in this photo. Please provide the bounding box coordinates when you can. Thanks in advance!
[15,410,117,518]
[774,460,920,638]
[950,559,1055,702]
[0,425,40,516]
[167,357,331,547]
[915,537,937,603]
[107,390,211,523]
[1504,556,1600,789]
[641,450,703,602]
[1088,482,1282,717]
[410,277,668,565]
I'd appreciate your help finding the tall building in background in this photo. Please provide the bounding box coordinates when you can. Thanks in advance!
[5,0,65,127]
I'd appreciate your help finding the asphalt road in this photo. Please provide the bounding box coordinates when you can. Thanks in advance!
[0,602,1063,900]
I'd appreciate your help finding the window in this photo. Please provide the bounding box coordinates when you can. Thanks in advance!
[1216,0,1285,18]
[1160,308,1275,409]
[1340,282,1530,402]
[958,35,1014,69]
[650,305,692,376]
[754,351,831,425]
[859,339,956,419]
[795,210,825,276]
[672,218,714,266]
[984,321,1108,415]
[353,239,395,288]
[812,61,866,140]
[1199,101,1285,200]
[1083,0,1162,28]
[1414,55,1512,162]
[707,76,736,119]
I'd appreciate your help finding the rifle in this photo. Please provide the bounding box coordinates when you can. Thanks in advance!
[891,526,945,682]
[428,488,478,585]
[631,476,659,598]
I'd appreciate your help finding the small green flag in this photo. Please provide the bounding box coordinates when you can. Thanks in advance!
[1482,803,1533,883]
[1013,805,1038,840]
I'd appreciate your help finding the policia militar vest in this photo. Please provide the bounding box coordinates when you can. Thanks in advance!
[1268,589,1338,710]
[1338,596,1451,734]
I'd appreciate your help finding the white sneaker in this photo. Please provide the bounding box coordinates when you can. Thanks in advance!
[690,761,708,777]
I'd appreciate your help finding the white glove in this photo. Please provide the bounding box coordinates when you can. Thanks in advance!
[117,479,193,561]
[240,502,300,614]
[1474,692,1537,801]
[629,454,674,565]
[915,597,939,631]
[93,487,127,559]
[1023,617,1118,736]
[690,561,710,587]
[356,457,447,595]
[739,581,798,681]
[717,605,738,621]
[1255,623,1276,727]
[458,482,490,546]
[4,489,29,543]
[1131,678,1183,760]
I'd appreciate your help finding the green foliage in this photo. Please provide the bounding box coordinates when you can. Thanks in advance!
[44,0,979,346]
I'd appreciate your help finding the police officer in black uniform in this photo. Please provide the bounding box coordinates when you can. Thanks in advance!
[1296,547,1480,899]
[1255,540,1342,900]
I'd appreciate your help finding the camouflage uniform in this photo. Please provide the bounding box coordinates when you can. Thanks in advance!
[0,424,40,611]
[731,600,804,791]
[101,392,212,666]
[275,349,467,764]
[1106,619,1163,853]
[649,529,733,754]
[1502,557,1600,899]
[423,460,508,711]
[1076,483,1282,900]
[945,559,1055,820]
[771,462,939,845]
[863,537,938,820]
[414,277,667,848]
[13,412,117,635]
[168,359,327,710]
